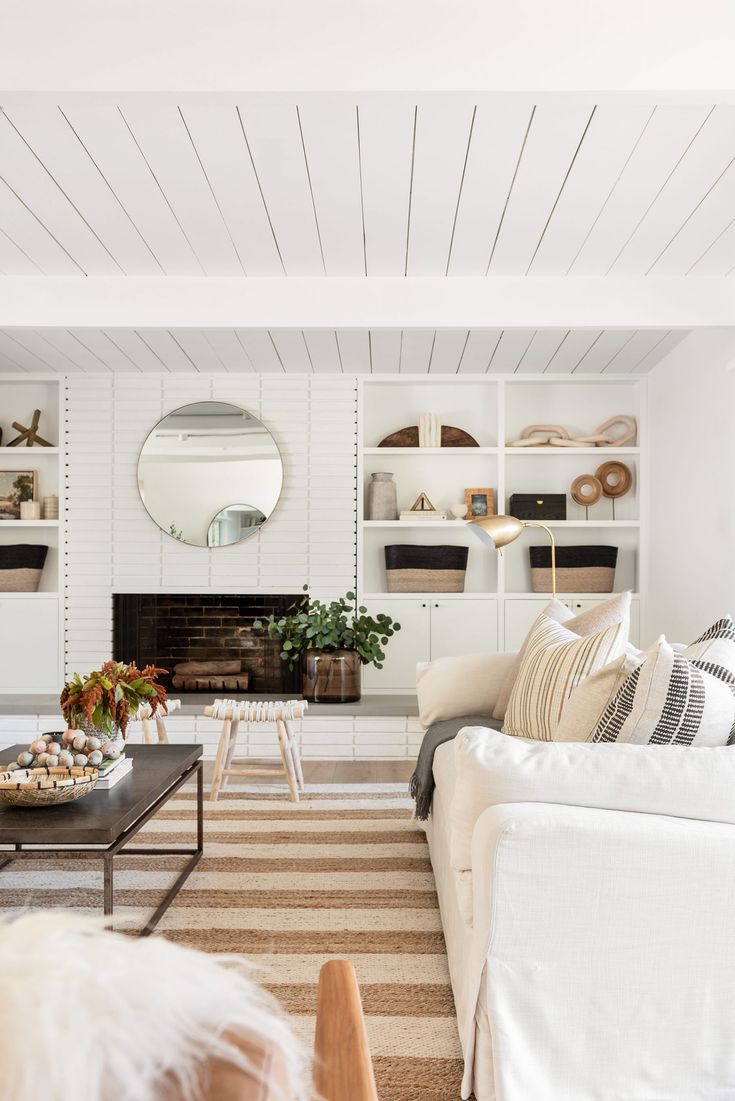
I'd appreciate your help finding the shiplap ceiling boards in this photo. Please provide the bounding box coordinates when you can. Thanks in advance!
[0,327,689,375]
[0,97,733,278]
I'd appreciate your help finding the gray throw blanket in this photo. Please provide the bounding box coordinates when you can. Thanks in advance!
[409,713,502,820]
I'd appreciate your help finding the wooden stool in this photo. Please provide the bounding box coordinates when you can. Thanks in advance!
[134,698,181,744]
[204,699,307,803]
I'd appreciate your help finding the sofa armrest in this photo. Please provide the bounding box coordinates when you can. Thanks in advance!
[467,802,735,1101]
[416,651,517,728]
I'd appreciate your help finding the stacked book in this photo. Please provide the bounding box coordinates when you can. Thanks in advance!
[96,755,133,790]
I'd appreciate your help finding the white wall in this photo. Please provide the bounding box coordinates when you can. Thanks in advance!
[64,374,357,676]
[647,330,735,643]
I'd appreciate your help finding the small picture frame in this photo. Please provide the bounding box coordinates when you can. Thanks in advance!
[0,470,37,520]
[464,487,494,519]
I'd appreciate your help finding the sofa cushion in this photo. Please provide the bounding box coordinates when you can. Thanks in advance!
[492,591,632,720]
[502,614,628,741]
[450,725,735,873]
[590,621,735,746]
[416,651,517,728]
[554,646,644,741]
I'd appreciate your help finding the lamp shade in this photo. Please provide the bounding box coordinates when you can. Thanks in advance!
[468,514,525,549]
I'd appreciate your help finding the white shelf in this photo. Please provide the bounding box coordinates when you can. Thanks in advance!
[363,591,498,600]
[364,447,497,455]
[503,446,640,455]
[0,446,59,454]
[362,519,639,529]
[0,591,60,598]
[505,591,640,600]
[0,520,60,528]
[363,520,466,528]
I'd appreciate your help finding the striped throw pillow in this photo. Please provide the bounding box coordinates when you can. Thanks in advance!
[502,614,628,741]
[591,617,735,746]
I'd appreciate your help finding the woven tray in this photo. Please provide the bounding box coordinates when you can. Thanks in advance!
[0,765,98,807]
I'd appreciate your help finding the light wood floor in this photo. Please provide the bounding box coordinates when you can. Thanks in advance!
[202,759,413,784]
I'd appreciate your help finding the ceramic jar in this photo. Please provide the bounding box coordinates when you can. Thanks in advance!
[366,472,398,521]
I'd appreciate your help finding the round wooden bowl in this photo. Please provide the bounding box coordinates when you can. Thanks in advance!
[0,766,98,807]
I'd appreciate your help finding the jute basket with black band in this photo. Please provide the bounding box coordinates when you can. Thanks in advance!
[0,544,48,592]
[385,544,468,593]
[529,544,618,593]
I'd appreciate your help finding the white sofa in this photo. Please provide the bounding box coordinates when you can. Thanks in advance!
[423,658,735,1101]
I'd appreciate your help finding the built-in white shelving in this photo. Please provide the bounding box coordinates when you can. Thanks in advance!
[358,374,646,691]
[0,376,64,692]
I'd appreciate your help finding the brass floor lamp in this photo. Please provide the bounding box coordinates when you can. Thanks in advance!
[468,514,557,598]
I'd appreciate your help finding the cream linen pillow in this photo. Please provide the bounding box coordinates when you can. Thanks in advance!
[416,651,517,727]
[554,646,643,742]
[492,591,632,720]
[502,613,628,741]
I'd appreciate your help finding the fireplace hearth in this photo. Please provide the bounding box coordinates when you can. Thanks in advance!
[113,594,301,696]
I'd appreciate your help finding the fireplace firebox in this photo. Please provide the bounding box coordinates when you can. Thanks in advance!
[113,594,301,695]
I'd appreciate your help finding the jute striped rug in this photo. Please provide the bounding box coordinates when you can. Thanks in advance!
[0,782,464,1100]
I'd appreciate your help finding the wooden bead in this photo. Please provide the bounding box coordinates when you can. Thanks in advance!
[595,460,633,499]
[570,474,603,506]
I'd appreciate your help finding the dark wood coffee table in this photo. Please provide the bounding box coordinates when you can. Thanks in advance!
[0,743,203,936]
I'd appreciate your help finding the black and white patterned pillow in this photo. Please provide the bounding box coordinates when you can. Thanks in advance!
[591,617,735,747]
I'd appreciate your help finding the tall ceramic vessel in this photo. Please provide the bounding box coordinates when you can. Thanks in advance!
[366,472,398,520]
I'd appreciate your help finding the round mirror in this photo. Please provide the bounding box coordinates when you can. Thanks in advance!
[137,402,283,547]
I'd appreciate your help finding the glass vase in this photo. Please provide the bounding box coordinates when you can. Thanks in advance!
[302,649,361,703]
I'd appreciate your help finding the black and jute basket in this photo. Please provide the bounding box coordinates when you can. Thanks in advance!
[385,544,469,593]
[529,544,618,593]
[0,544,48,592]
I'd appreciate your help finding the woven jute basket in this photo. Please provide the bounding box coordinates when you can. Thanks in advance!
[0,765,98,807]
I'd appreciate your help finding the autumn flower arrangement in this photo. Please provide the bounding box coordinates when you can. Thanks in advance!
[60,660,168,739]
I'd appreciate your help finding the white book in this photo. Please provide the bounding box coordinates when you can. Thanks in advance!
[96,757,133,790]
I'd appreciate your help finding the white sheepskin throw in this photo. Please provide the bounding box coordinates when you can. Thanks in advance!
[0,912,310,1101]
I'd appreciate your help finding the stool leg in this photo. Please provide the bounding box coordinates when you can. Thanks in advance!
[155,715,169,745]
[222,717,240,792]
[276,719,299,803]
[285,719,305,793]
[210,718,231,803]
[141,716,153,745]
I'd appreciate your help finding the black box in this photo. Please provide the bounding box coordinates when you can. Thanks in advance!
[509,493,566,521]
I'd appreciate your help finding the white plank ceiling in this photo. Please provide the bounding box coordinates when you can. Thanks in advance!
[0,98,732,278]
[0,327,688,375]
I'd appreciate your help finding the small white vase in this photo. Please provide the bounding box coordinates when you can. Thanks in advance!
[20,501,41,520]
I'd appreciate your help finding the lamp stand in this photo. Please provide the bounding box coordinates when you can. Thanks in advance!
[522,521,557,598]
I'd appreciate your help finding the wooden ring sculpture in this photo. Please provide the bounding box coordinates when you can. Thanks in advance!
[570,474,603,506]
[595,460,632,499]
[595,415,637,448]
[510,425,570,447]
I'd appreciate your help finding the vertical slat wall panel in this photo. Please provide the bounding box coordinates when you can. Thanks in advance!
[64,374,357,678]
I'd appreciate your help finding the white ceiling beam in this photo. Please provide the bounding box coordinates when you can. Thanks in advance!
[1,1,734,94]
[0,277,733,330]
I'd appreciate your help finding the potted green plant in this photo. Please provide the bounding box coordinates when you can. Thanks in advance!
[255,588,400,703]
[60,660,168,743]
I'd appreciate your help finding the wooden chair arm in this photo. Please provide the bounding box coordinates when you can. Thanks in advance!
[313,960,378,1101]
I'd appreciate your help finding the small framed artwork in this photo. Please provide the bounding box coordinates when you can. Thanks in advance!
[464,487,494,519]
[0,470,37,520]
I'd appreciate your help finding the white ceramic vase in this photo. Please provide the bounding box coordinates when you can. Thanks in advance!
[366,472,398,520]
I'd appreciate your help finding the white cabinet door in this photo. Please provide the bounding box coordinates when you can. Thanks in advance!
[0,597,60,692]
[362,599,431,691]
[568,598,640,646]
[429,599,498,661]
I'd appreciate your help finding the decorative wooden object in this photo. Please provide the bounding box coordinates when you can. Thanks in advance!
[314,960,378,1101]
[378,425,479,448]
[595,415,637,447]
[509,425,571,447]
[7,410,53,448]
[595,460,633,499]
[571,474,603,507]
[205,699,306,803]
[464,487,495,519]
